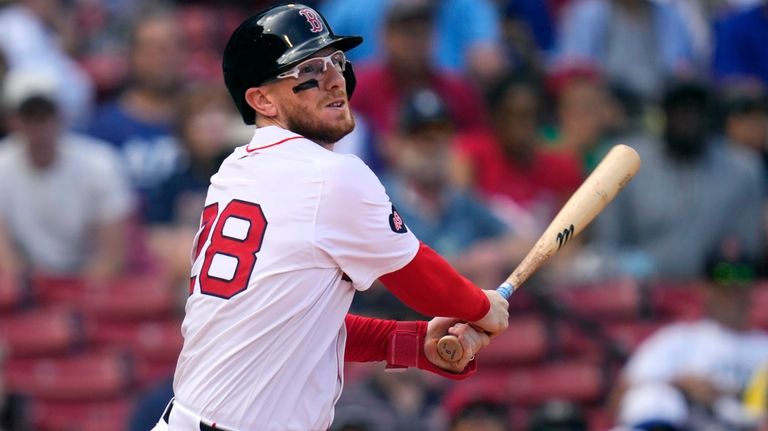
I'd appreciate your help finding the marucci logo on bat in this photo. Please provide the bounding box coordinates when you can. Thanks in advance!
[556,224,575,250]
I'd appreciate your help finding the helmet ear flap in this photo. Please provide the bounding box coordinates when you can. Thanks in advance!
[343,61,356,100]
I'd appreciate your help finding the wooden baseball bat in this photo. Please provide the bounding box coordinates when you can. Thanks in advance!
[437,144,641,362]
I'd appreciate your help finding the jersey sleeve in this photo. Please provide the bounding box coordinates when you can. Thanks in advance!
[315,156,419,291]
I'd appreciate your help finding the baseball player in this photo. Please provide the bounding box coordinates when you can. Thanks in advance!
[152,4,509,431]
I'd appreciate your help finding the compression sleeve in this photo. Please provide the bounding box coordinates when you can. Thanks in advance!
[378,242,490,321]
[343,314,476,379]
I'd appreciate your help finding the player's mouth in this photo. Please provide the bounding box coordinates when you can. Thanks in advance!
[324,98,346,110]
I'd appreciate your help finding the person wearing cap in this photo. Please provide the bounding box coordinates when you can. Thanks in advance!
[713,1,768,86]
[382,88,529,291]
[612,239,768,430]
[154,5,508,431]
[348,0,490,157]
[0,71,134,280]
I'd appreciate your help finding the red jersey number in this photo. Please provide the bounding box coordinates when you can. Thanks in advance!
[194,200,268,299]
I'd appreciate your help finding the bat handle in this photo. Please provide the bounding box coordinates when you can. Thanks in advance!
[436,282,515,363]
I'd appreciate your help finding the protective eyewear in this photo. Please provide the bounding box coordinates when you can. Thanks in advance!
[276,50,346,82]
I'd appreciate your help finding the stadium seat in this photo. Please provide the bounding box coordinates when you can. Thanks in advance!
[84,318,182,387]
[29,397,134,431]
[85,318,183,360]
[32,274,179,320]
[444,361,605,410]
[556,322,602,357]
[0,307,83,357]
[477,317,549,367]
[555,278,641,320]
[504,362,605,405]
[605,321,663,355]
[2,351,132,400]
[648,281,704,321]
[749,281,768,330]
[0,272,24,310]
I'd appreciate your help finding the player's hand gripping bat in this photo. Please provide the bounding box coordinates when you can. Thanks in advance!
[437,144,641,362]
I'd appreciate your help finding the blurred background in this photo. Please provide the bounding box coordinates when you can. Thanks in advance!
[1,0,768,429]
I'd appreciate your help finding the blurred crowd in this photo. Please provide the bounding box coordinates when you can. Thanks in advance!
[1,0,768,429]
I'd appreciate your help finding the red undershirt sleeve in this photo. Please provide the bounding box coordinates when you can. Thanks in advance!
[378,242,490,321]
[343,314,476,380]
[344,313,396,362]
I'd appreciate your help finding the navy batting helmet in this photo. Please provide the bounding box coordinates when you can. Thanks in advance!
[223,4,363,125]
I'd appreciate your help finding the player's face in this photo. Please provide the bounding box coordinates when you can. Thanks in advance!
[269,48,355,145]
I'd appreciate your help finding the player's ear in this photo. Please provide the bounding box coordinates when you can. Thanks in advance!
[245,87,278,119]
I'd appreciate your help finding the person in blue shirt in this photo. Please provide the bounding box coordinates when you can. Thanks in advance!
[555,0,697,100]
[87,11,185,218]
[320,0,505,82]
[713,1,768,86]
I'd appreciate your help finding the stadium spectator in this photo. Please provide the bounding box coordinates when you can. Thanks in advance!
[87,8,185,218]
[145,84,241,283]
[382,89,529,290]
[718,81,768,156]
[0,0,93,127]
[613,240,768,429]
[454,73,584,237]
[502,0,556,56]
[713,1,768,86]
[527,399,587,431]
[448,399,510,431]
[555,0,697,101]
[613,382,688,431]
[350,0,490,163]
[544,64,611,171]
[0,71,133,280]
[588,80,764,280]
[321,0,506,82]
[333,368,444,431]
[744,363,768,430]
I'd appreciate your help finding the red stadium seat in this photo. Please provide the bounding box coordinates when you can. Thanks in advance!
[504,362,604,405]
[0,272,24,310]
[30,398,134,431]
[649,281,704,321]
[556,279,641,320]
[31,274,179,320]
[84,318,182,387]
[85,318,183,360]
[749,281,768,330]
[477,317,549,367]
[556,323,601,357]
[605,321,663,354]
[444,361,605,411]
[3,351,132,400]
[0,308,83,357]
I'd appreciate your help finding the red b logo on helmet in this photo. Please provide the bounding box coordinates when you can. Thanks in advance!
[300,9,323,33]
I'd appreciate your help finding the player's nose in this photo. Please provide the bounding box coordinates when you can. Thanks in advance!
[323,65,345,90]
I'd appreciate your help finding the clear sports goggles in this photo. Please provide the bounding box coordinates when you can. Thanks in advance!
[276,50,346,82]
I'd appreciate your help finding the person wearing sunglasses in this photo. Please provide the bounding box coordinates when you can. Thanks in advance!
[151,4,509,431]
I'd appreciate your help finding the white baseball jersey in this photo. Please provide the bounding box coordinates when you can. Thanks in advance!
[172,125,419,431]
[624,319,768,394]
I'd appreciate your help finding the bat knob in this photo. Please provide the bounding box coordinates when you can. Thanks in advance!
[437,335,463,362]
